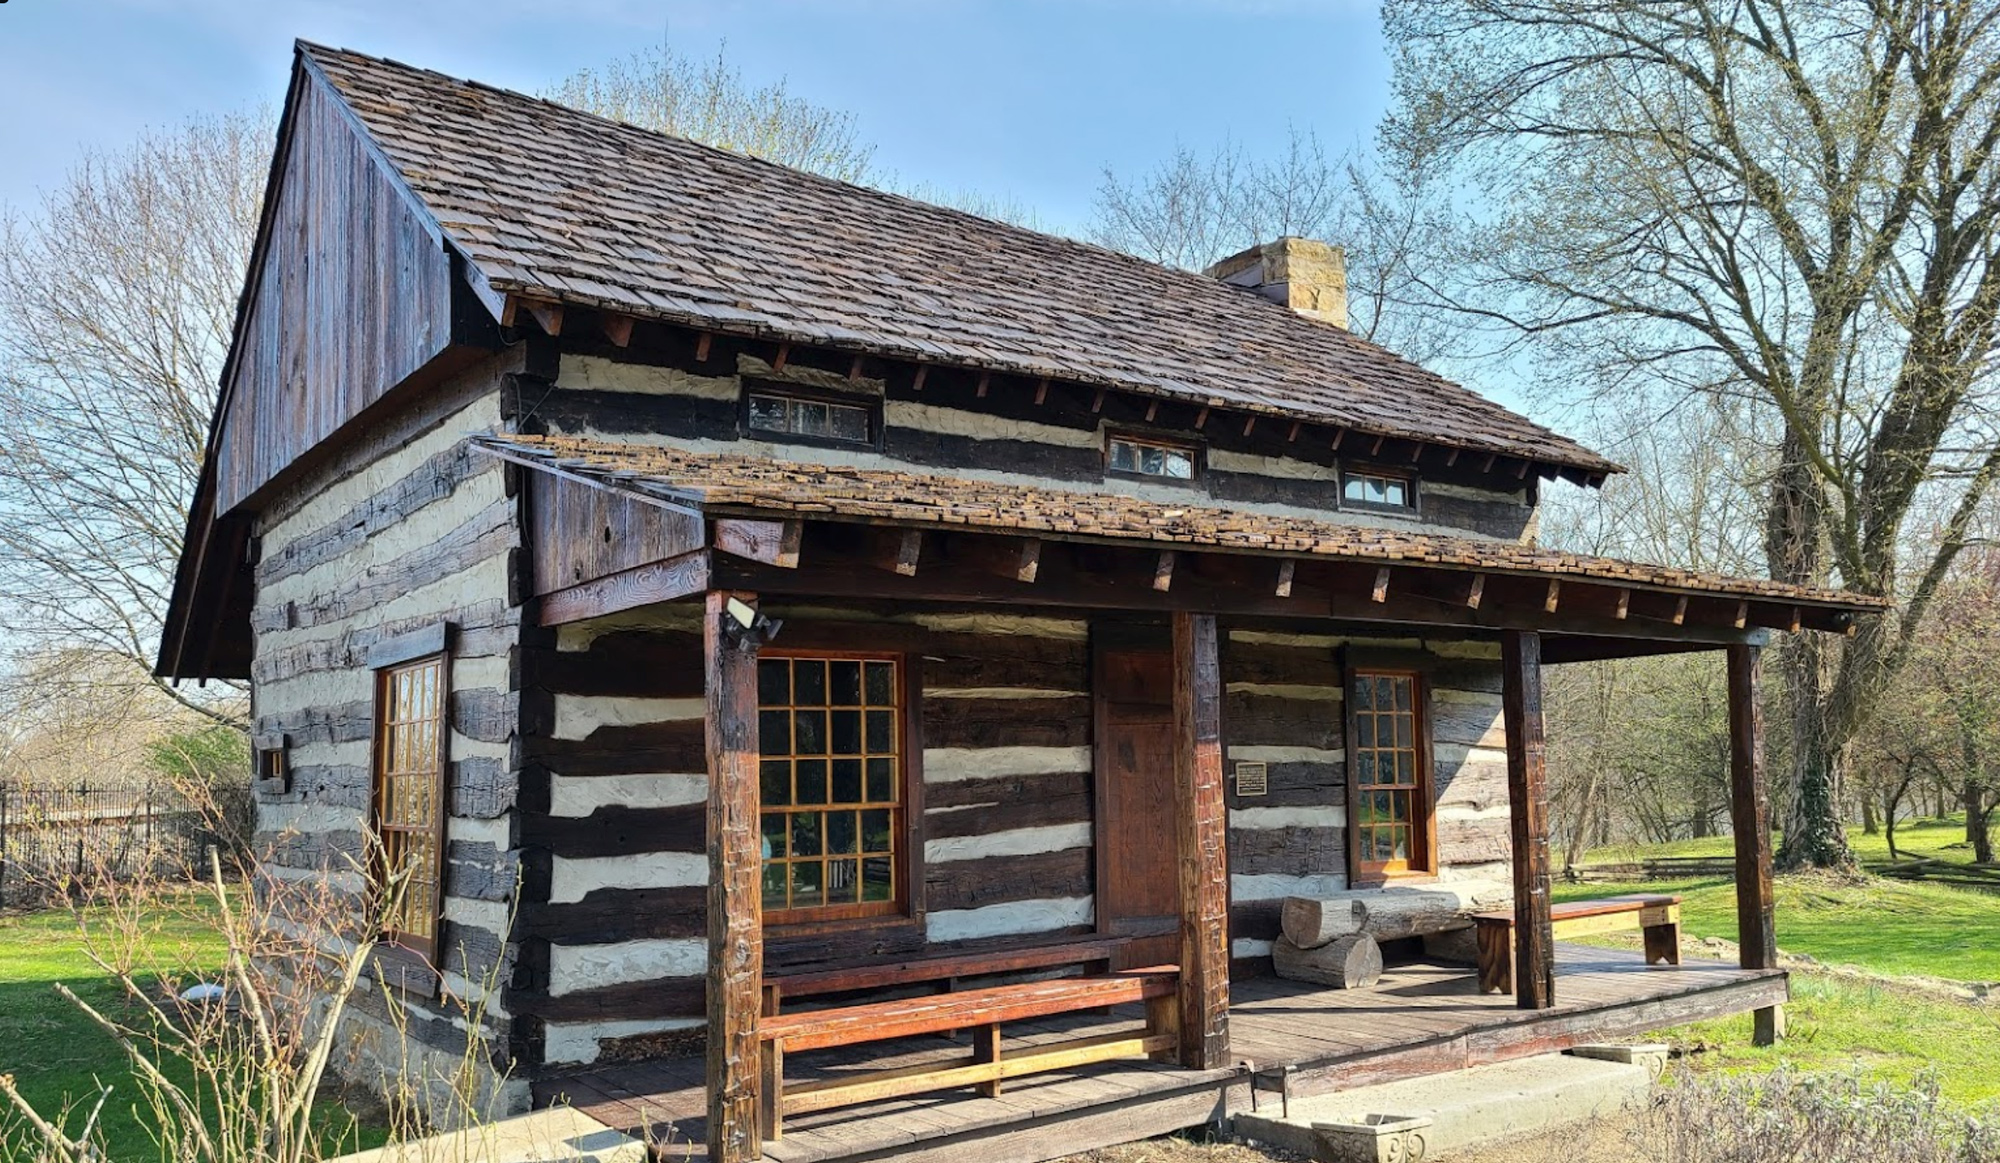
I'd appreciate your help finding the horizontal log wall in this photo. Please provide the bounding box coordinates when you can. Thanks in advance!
[517,602,1098,1067]
[1222,631,1512,963]
[250,363,524,1075]
[533,352,1536,541]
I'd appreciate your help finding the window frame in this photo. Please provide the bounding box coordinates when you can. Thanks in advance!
[755,647,918,928]
[1103,429,1204,485]
[1340,464,1420,515]
[1342,660,1438,885]
[367,624,453,963]
[740,379,884,451]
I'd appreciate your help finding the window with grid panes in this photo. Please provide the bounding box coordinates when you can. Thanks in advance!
[1349,670,1432,876]
[373,656,445,955]
[757,654,903,923]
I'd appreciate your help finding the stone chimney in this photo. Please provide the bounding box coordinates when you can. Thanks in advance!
[1205,237,1348,329]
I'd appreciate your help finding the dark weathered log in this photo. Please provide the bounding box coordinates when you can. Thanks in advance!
[923,694,1092,748]
[1422,927,1480,965]
[537,552,711,626]
[1171,611,1230,1069]
[1502,629,1555,1010]
[1728,642,1784,1046]
[1272,933,1382,989]
[706,590,763,1161]
[714,518,802,568]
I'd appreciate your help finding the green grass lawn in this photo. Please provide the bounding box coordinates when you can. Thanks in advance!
[1557,819,2000,1107]
[0,897,385,1161]
[1658,969,2000,1107]
[1553,870,2000,981]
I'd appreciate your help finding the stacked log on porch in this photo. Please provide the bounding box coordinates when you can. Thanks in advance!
[1273,881,1511,988]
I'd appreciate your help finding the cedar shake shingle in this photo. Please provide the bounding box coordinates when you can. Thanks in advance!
[300,43,1619,477]
[474,433,1885,611]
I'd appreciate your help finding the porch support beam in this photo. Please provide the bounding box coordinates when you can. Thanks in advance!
[1501,629,1555,1010]
[705,590,764,1161]
[1170,611,1230,1068]
[1727,642,1785,1045]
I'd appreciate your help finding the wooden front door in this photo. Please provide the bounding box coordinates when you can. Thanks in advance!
[1096,645,1180,969]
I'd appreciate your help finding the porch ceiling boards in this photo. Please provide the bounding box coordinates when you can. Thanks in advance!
[533,945,1787,1163]
[475,433,1885,651]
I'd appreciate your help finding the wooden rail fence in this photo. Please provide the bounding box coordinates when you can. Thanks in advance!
[1564,855,1737,883]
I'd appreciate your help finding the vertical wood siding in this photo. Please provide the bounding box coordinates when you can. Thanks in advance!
[217,73,456,514]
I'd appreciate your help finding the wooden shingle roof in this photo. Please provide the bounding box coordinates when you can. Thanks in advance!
[474,433,1885,613]
[300,42,1620,478]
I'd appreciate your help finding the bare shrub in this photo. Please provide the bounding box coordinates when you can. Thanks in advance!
[0,842,518,1163]
[1635,1067,2000,1162]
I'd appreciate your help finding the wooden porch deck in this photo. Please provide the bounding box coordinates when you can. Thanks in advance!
[533,945,1786,1163]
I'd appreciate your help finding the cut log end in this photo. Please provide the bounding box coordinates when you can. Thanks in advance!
[1273,933,1383,990]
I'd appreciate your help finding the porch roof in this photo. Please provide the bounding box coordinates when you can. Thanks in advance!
[473,433,1886,620]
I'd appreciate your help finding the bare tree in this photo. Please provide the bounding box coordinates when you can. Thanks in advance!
[547,41,874,182]
[0,114,268,727]
[1542,395,1778,858]
[1385,0,2000,868]
[1090,130,1471,365]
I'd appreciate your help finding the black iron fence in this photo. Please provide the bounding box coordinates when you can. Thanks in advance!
[0,782,204,909]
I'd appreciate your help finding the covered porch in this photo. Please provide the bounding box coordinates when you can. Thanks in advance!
[482,433,1881,1163]
[535,943,1788,1162]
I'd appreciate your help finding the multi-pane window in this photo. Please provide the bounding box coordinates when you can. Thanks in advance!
[1107,433,1198,481]
[746,390,873,445]
[1350,670,1430,877]
[758,654,903,923]
[1343,469,1414,510]
[374,656,445,956]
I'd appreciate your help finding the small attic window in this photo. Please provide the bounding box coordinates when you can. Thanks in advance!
[1107,433,1199,482]
[745,385,877,448]
[1343,468,1416,512]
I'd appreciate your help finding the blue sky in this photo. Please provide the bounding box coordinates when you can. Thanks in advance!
[0,0,1389,234]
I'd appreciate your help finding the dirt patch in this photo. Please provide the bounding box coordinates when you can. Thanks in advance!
[1445,1112,1646,1163]
[1061,1134,1305,1163]
[1059,1120,1648,1163]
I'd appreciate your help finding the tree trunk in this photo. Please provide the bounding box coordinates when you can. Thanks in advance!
[1862,796,1879,836]
[1776,635,1857,870]
[1965,780,1983,844]
[1972,784,1995,865]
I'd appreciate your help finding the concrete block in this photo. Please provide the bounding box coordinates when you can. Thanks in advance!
[1569,1043,1670,1080]
[1233,1052,1652,1160]
[1313,1113,1432,1163]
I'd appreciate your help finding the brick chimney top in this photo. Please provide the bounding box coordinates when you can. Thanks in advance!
[1204,237,1348,330]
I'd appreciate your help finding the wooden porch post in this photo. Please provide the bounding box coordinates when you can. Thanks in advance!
[1727,642,1785,1045]
[1170,611,1230,1068]
[706,590,763,1162]
[1501,630,1555,1009]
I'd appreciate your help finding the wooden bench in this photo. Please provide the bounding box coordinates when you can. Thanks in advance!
[1472,895,1681,994]
[761,935,1127,1015]
[757,965,1179,1140]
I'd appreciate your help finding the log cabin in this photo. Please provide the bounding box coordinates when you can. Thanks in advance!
[159,42,1887,1163]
